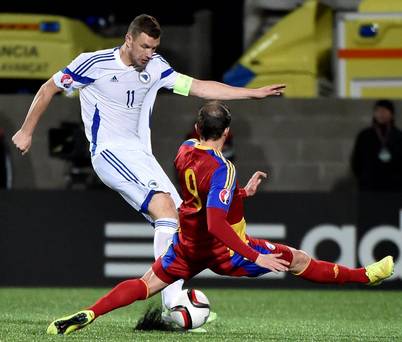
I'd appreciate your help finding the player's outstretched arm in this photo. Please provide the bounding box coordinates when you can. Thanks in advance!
[243,171,267,197]
[206,207,289,272]
[189,79,285,100]
[12,78,61,155]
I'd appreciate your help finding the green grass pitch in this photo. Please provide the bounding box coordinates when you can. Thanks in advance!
[0,288,401,341]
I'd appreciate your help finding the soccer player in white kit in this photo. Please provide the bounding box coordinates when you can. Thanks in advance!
[12,14,285,317]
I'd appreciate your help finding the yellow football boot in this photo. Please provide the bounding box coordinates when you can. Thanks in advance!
[365,256,394,286]
[46,310,95,335]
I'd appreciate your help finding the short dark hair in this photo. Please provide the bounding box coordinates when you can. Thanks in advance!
[127,14,161,39]
[196,101,231,141]
[374,99,395,114]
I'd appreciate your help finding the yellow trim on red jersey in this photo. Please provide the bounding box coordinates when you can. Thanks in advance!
[228,217,247,256]
[193,140,236,190]
[215,149,235,190]
[194,143,213,150]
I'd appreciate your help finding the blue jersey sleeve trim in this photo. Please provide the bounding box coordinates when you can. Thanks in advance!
[62,68,95,84]
[161,68,174,79]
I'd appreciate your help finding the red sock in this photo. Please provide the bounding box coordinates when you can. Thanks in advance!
[298,259,369,284]
[89,279,148,317]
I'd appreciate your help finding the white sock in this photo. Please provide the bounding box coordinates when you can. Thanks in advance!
[161,276,184,310]
[154,218,184,309]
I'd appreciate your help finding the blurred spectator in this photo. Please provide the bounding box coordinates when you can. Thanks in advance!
[351,100,402,192]
[186,122,235,162]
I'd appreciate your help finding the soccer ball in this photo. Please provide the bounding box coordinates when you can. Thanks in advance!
[169,289,210,329]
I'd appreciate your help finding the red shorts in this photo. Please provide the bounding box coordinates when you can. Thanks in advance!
[152,233,293,284]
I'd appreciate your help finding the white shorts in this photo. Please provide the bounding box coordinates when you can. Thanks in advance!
[92,148,182,222]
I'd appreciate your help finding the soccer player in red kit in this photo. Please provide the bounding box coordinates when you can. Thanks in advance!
[47,101,394,335]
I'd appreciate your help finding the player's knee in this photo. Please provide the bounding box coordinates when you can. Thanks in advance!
[290,249,311,273]
[148,192,178,220]
[141,269,169,297]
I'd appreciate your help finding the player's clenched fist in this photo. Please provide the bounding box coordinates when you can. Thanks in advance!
[12,129,32,155]
[255,252,290,273]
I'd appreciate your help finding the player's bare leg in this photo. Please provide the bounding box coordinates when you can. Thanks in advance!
[288,248,394,285]
[148,192,185,311]
[47,269,168,335]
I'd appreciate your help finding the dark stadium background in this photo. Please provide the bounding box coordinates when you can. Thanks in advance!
[1,1,402,339]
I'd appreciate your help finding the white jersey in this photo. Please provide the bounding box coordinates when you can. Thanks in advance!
[53,47,180,155]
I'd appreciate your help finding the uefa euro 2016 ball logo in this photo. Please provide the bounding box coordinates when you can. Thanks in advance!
[61,74,73,88]
[219,189,231,205]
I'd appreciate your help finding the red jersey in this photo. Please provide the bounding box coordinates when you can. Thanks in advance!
[174,139,249,261]
[151,139,292,283]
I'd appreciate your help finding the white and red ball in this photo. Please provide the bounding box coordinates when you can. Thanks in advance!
[169,289,210,329]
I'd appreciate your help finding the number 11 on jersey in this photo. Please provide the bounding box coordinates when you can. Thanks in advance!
[126,90,135,107]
